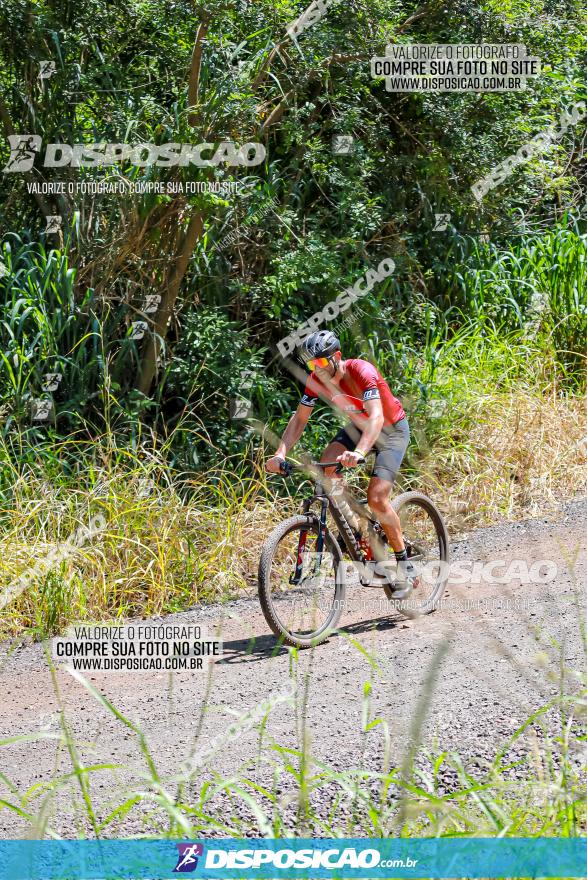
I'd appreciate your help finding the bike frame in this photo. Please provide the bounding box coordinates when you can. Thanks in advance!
[290,474,369,586]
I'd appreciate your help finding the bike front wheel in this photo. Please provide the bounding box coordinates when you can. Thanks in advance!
[258,514,345,648]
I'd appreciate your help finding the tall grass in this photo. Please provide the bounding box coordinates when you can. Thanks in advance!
[0,231,154,442]
[0,431,285,640]
[457,224,587,390]
[0,224,586,637]
[1,367,585,641]
[391,319,587,524]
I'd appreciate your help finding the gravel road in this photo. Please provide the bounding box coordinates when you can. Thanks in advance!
[1,498,586,837]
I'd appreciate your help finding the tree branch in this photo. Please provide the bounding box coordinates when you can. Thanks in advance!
[260,89,295,130]
[397,4,433,33]
[188,20,210,127]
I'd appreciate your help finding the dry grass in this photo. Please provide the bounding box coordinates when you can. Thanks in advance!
[407,391,587,531]
[0,389,585,639]
[0,460,287,639]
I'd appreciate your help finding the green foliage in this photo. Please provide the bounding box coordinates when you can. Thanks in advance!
[0,231,152,442]
[0,0,585,466]
[454,223,587,387]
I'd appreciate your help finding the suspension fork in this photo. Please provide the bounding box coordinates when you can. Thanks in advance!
[290,496,329,585]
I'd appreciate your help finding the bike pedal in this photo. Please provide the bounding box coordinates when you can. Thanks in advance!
[360,577,388,588]
[387,582,414,600]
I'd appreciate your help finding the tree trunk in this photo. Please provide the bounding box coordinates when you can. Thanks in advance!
[134,210,204,395]
[134,15,209,396]
[187,21,209,127]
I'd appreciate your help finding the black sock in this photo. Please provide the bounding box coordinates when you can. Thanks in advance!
[394,548,408,561]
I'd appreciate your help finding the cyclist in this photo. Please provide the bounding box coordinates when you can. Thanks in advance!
[266,330,417,593]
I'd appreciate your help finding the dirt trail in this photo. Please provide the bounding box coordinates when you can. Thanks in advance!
[1,498,585,837]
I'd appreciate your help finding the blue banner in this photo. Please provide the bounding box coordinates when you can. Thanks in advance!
[1,838,586,879]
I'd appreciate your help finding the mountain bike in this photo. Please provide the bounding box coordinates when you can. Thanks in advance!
[258,459,449,648]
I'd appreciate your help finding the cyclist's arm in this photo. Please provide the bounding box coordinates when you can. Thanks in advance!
[274,403,312,459]
[353,397,384,457]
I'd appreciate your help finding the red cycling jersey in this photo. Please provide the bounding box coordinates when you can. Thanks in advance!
[300,358,405,427]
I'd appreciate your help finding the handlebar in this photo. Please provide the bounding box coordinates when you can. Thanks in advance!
[277,457,365,477]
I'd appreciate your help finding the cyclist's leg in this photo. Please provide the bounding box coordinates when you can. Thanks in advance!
[366,419,419,590]
[367,476,402,547]
[367,419,420,599]
[320,427,355,478]
[366,418,410,550]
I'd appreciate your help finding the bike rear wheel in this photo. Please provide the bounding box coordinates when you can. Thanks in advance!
[258,514,345,648]
[383,491,450,617]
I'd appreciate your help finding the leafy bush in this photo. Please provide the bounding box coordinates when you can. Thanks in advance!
[453,223,587,389]
[0,232,149,442]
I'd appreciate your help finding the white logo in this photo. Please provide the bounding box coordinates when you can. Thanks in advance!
[3,135,42,172]
[143,294,161,314]
[42,373,62,392]
[471,101,586,200]
[333,135,354,154]
[231,399,252,419]
[31,399,53,422]
[130,321,148,340]
[278,258,395,358]
[205,847,381,871]
[38,61,56,80]
[433,213,451,231]
[231,369,256,419]
[4,139,265,172]
[44,215,62,233]
[286,0,342,43]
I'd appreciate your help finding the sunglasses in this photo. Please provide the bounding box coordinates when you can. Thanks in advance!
[307,356,331,372]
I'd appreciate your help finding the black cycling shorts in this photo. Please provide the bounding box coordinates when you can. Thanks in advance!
[332,417,410,484]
